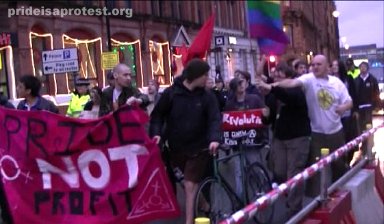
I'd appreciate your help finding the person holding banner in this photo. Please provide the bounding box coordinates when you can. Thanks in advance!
[16,75,59,113]
[224,76,269,198]
[0,94,14,109]
[256,55,352,198]
[257,62,311,219]
[99,63,149,116]
[0,97,14,224]
[150,58,221,224]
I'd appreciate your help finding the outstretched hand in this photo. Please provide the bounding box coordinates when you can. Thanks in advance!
[256,54,267,76]
[255,79,272,95]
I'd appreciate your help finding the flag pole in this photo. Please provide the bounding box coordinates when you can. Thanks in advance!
[245,0,258,81]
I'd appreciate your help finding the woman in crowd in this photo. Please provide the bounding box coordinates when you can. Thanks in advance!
[80,86,102,119]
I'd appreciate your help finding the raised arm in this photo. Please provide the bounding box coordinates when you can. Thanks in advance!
[271,78,303,89]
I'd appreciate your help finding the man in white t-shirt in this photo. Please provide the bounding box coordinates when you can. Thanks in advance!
[256,55,353,197]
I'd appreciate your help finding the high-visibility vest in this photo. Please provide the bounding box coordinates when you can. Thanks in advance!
[348,68,360,79]
[66,93,90,117]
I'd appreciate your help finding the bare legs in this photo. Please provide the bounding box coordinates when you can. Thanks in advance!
[184,180,199,224]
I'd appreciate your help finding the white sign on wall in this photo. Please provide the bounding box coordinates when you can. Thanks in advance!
[42,48,79,74]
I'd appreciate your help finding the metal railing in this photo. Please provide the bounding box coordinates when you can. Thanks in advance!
[219,122,384,224]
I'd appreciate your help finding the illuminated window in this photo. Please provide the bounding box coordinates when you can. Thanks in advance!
[171,47,184,78]
[149,40,171,86]
[62,34,102,94]
[30,32,53,95]
[0,49,9,98]
[283,25,293,46]
[111,38,142,88]
[0,46,16,99]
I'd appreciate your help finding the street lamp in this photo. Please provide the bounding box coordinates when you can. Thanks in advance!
[341,36,347,45]
[332,10,340,18]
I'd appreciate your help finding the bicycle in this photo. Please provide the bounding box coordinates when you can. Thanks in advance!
[193,134,274,224]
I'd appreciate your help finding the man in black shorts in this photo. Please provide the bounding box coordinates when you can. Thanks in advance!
[150,58,221,224]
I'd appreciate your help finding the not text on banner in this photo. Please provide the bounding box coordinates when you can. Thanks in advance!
[0,106,180,224]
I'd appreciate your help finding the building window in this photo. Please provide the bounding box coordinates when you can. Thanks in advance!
[124,0,132,8]
[111,39,142,88]
[105,0,116,9]
[239,49,248,71]
[171,1,180,19]
[0,48,10,98]
[283,25,293,46]
[214,48,225,79]
[228,1,234,29]
[171,49,183,78]
[149,40,171,86]
[151,1,160,17]
[30,32,53,95]
[62,34,101,94]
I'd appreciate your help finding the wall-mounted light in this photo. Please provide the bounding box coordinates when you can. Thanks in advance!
[225,53,231,61]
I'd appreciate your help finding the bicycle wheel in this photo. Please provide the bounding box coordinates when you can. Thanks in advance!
[194,178,234,223]
[246,162,274,224]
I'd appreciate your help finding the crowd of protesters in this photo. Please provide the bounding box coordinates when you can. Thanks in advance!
[0,54,381,224]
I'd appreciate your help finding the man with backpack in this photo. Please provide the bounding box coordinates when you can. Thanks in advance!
[150,58,221,224]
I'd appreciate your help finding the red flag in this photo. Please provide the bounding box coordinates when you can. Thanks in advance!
[182,13,215,66]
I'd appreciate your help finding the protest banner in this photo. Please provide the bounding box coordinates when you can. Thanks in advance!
[0,106,180,224]
[222,109,265,146]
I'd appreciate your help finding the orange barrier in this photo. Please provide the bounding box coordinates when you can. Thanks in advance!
[299,190,355,224]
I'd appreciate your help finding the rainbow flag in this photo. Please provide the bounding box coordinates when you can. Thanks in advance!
[247,0,289,55]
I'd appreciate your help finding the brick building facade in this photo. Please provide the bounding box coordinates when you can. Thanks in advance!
[0,0,339,112]
[1,0,259,109]
[281,0,339,64]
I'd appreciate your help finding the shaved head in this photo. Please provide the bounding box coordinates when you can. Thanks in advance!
[311,55,329,77]
[113,63,131,76]
[113,63,132,89]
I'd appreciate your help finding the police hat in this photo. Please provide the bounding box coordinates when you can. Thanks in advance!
[75,78,90,86]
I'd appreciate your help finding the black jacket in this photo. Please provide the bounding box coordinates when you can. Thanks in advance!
[263,86,311,140]
[0,95,15,109]
[150,76,222,154]
[99,86,149,117]
[354,73,381,110]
